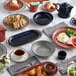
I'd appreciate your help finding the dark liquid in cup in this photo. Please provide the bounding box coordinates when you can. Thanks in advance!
[14,50,25,56]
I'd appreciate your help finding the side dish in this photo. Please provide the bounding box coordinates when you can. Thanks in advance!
[57,28,76,46]
[9,0,19,8]
[5,15,27,29]
[3,0,24,11]
[67,63,76,76]
[0,55,10,72]
[43,2,56,12]
[46,2,55,9]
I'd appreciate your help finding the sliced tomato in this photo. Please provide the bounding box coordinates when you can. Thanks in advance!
[14,16,17,22]
[6,17,11,26]
[72,38,76,45]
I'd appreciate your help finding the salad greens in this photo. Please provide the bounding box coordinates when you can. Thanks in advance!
[0,55,10,72]
[65,28,76,37]
[69,67,76,76]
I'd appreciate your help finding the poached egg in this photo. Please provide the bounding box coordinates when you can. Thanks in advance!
[57,33,70,43]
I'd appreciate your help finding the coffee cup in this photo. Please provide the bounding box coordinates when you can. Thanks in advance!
[27,2,40,12]
[12,47,27,60]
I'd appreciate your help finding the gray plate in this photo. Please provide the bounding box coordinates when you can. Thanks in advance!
[32,40,55,57]
[0,43,7,56]
[3,14,29,31]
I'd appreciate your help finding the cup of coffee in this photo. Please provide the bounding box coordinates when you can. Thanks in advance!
[12,47,27,60]
[27,2,40,12]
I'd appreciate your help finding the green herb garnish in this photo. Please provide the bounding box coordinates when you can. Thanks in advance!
[65,28,76,37]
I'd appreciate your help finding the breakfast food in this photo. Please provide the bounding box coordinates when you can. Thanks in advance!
[57,28,76,46]
[21,66,48,76]
[57,33,70,43]
[6,15,27,29]
[4,0,24,11]
[46,2,55,9]
[9,0,19,8]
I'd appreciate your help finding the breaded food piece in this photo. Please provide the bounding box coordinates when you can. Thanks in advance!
[42,71,48,76]
[29,68,36,76]
[36,66,43,76]
[36,66,48,76]
[46,2,55,9]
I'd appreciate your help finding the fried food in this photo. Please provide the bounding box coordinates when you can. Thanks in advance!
[36,66,43,76]
[29,68,36,76]
[36,66,48,76]
[21,66,48,76]
[9,0,19,8]
[46,2,55,9]
[42,71,48,76]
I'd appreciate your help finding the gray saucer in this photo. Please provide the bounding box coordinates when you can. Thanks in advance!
[32,41,55,57]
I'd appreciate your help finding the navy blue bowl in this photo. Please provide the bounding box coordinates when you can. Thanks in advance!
[33,12,53,25]
[58,51,67,60]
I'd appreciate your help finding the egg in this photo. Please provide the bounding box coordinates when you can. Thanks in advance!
[57,33,70,43]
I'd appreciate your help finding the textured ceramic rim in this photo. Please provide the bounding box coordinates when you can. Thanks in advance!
[32,40,55,57]
[3,14,29,30]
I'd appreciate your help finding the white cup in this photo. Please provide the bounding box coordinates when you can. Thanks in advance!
[12,48,27,60]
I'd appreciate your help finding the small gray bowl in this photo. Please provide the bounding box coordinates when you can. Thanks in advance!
[32,40,55,57]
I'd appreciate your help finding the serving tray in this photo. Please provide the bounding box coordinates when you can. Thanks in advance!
[8,30,41,46]
[18,62,58,76]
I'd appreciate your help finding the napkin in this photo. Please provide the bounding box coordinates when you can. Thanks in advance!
[43,22,69,38]
[7,56,40,76]
[57,56,76,74]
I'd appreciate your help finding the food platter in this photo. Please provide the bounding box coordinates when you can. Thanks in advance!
[3,14,29,30]
[52,27,76,48]
[1,0,25,12]
[18,62,58,76]
[42,2,57,12]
